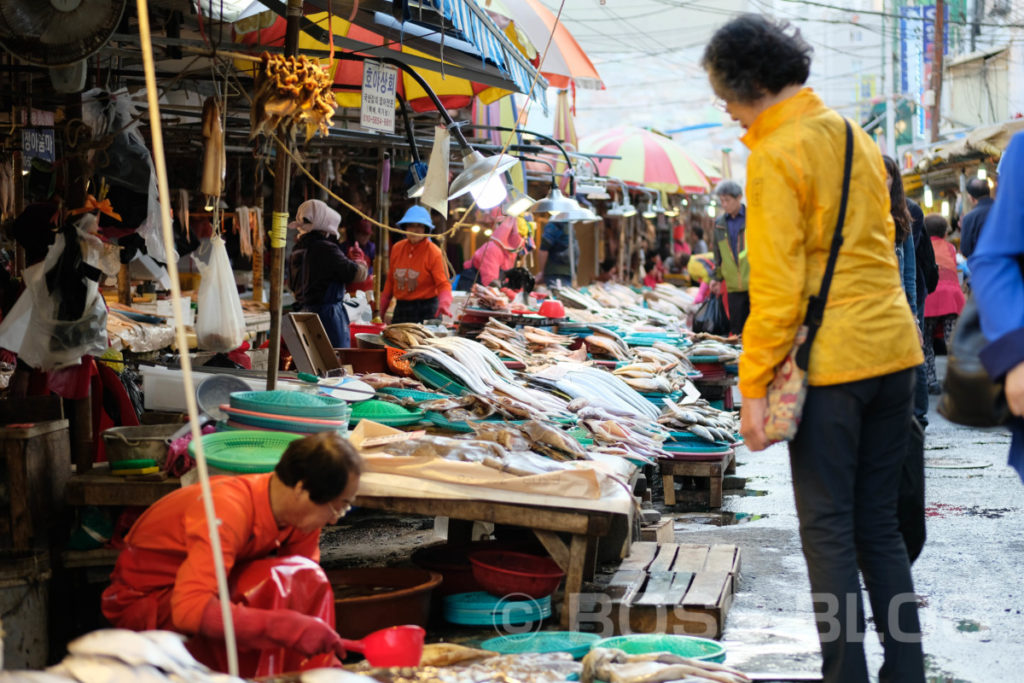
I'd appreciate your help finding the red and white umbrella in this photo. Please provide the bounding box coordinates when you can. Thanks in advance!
[579,126,712,194]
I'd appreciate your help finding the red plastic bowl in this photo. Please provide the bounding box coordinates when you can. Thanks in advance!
[468,551,565,599]
[538,299,566,319]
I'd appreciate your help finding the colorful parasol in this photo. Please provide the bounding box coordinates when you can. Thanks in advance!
[236,12,515,113]
[478,0,603,90]
[578,126,711,194]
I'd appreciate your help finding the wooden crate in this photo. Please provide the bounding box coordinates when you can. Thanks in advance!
[607,541,740,639]
[0,420,71,550]
[660,450,736,509]
[640,518,674,543]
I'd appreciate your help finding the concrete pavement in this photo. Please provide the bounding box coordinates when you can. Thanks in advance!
[664,378,1024,682]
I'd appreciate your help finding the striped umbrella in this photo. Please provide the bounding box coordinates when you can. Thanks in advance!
[236,12,515,113]
[578,126,711,194]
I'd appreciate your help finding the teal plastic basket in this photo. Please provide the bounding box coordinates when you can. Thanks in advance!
[188,431,304,473]
[443,592,551,626]
[349,400,425,427]
[592,634,726,663]
[229,390,350,419]
[411,363,472,396]
[376,387,447,402]
[480,631,600,660]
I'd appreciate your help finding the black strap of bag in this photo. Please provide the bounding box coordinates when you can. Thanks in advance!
[795,118,854,371]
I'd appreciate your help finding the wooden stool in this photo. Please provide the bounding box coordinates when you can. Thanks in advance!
[660,450,735,509]
[1,420,71,549]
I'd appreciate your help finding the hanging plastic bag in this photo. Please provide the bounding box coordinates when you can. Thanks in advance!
[194,235,246,352]
[0,219,109,371]
[691,294,729,336]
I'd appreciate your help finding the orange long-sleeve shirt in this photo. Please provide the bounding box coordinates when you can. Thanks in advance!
[381,238,451,302]
[104,474,319,635]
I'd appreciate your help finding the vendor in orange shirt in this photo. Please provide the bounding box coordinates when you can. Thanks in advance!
[101,432,362,678]
[380,205,453,323]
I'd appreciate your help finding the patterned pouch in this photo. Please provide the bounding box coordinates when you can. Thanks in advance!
[764,325,809,444]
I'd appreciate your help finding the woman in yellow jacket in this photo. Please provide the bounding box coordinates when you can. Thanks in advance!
[704,16,924,683]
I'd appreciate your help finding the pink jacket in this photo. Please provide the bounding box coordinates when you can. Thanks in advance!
[924,237,965,318]
[464,218,523,286]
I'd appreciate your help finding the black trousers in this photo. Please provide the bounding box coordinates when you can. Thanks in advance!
[391,297,439,324]
[789,369,924,683]
[726,290,750,335]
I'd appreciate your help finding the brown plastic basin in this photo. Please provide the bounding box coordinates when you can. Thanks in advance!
[327,567,442,640]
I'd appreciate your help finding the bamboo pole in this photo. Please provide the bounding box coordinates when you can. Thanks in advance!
[266,0,303,389]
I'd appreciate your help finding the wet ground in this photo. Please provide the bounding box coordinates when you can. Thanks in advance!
[656,361,1024,683]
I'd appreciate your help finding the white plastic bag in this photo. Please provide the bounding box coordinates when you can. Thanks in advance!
[194,235,245,352]
[0,222,109,371]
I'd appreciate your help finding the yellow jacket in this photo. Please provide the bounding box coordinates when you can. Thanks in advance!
[738,89,923,398]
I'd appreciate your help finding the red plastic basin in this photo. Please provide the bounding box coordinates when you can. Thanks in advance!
[468,550,565,599]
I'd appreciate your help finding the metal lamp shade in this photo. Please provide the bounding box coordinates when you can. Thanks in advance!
[448,151,519,200]
[531,187,578,214]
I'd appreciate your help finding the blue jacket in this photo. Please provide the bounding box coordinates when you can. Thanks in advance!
[970,131,1024,482]
[960,196,994,258]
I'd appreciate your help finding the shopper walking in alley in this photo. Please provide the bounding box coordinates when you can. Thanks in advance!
[704,14,925,683]
[969,131,1024,481]
[710,180,750,334]
[959,177,994,258]
[922,214,966,394]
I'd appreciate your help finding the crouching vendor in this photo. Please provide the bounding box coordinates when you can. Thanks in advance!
[102,432,363,677]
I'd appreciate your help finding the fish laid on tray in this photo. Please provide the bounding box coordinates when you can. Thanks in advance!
[659,398,740,444]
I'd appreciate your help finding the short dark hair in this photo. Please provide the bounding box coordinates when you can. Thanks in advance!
[966,177,990,200]
[275,432,363,504]
[702,14,812,104]
[924,213,949,239]
[714,180,743,199]
[690,226,704,240]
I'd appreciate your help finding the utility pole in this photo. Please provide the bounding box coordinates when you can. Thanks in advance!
[883,0,896,157]
[931,0,945,142]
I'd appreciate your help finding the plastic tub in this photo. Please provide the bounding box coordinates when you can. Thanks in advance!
[592,634,726,663]
[102,424,183,468]
[480,631,600,659]
[349,323,386,347]
[468,551,565,599]
[327,567,442,640]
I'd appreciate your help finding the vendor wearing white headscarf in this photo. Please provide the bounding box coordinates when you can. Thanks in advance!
[288,199,368,347]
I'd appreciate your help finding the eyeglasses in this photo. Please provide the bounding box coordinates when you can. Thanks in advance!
[326,500,353,520]
[711,96,728,113]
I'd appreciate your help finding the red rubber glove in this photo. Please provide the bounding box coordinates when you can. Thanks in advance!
[347,244,367,265]
[198,598,346,659]
[378,293,392,320]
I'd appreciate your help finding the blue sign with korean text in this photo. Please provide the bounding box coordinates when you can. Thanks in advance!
[22,128,55,162]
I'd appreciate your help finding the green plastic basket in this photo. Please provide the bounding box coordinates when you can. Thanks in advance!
[410,362,472,396]
[229,390,350,419]
[566,426,593,446]
[480,631,600,660]
[376,387,447,402]
[188,431,304,473]
[592,634,726,663]
[349,400,425,427]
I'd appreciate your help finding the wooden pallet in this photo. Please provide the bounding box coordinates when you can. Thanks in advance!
[607,541,740,639]
[661,449,736,509]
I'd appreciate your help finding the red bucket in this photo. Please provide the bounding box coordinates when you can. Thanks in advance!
[349,322,385,347]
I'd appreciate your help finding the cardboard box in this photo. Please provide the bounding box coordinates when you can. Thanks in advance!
[282,313,342,377]
[348,420,425,451]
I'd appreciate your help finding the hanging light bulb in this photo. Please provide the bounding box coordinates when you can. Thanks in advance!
[469,173,508,210]
[940,199,950,217]
[706,202,716,218]
[484,228,493,237]
[204,198,215,212]
[503,186,536,217]
[923,183,934,208]
[977,164,987,181]
[471,224,481,233]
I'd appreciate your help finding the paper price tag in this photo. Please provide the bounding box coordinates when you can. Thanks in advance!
[271,211,288,248]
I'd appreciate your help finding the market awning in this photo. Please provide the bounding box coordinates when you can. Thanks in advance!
[250,0,548,109]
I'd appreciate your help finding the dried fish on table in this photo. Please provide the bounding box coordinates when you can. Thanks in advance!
[659,398,740,443]
[469,283,510,310]
[519,419,590,460]
[383,322,438,349]
[582,648,751,683]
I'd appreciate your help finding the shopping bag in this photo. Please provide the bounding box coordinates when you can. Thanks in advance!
[194,235,246,352]
[692,294,729,336]
[764,325,809,444]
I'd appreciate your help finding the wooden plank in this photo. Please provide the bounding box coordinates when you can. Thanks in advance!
[560,534,588,629]
[632,571,676,606]
[704,544,739,573]
[66,473,180,507]
[672,544,710,573]
[61,548,121,569]
[534,530,570,572]
[640,519,674,543]
[648,543,678,573]
[662,472,676,505]
[682,570,731,609]
[619,542,658,571]
[0,419,70,439]
[6,438,31,548]
[606,569,645,603]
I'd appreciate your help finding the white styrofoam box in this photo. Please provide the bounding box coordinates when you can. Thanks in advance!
[141,365,270,412]
[134,297,195,327]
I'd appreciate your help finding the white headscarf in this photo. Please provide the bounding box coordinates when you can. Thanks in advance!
[289,199,340,238]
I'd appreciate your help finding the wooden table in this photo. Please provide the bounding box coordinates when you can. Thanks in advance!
[65,469,622,628]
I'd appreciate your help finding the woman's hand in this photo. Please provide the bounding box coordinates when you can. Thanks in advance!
[1007,361,1024,417]
[740,396,770,451]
